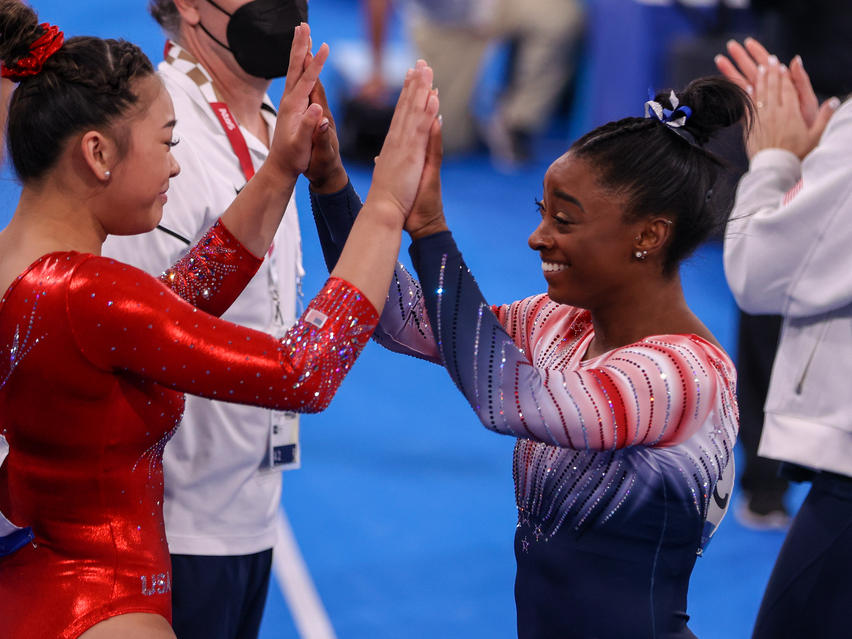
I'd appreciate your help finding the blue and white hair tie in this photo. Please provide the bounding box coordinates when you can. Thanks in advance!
[644,90,692,128]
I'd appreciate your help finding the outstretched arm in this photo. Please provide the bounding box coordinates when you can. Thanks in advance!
[68,257,376,414]
[305,73,440,359]
[325,60,439,312]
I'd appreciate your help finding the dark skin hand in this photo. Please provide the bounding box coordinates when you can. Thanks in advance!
[406,112,448,240]
[304,79,349,194]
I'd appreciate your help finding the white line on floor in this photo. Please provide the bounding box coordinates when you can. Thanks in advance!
[273,507,337,639]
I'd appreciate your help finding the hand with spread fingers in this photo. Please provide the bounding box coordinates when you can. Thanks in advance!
[747,58,838,159]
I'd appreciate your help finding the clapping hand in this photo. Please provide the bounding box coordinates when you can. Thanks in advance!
[715,38,839,159]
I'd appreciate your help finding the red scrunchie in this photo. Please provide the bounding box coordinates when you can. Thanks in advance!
[1,23,64,81]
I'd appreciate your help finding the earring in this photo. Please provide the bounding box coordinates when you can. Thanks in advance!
[104,170,111,179]
[634,250,648,260]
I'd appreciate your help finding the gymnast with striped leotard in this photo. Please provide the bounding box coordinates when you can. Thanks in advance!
[309,76,749,638]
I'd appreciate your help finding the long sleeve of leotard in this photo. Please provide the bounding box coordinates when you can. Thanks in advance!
[409,231,717,450]
[310,182,439,361]
[65,254,378,413]
[157,220,263,317]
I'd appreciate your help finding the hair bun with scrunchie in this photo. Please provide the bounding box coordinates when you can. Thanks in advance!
[0,22,64,81]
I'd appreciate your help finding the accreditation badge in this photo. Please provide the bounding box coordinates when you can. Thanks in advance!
[260,409,300,472]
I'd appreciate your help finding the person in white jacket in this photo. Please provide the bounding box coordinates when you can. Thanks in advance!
[717,38,851,639]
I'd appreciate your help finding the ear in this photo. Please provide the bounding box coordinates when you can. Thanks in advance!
[633,216,673,257]
[79,130,118,183]
[173,0,202,26]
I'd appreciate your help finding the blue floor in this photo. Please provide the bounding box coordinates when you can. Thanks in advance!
[1,2,803,638]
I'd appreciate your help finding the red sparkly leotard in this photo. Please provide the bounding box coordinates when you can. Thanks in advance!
[0,221,377,638]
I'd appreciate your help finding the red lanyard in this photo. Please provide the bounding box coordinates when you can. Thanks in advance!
[164,41,256,183]
[210,101,255,182]
[164,41,275,254]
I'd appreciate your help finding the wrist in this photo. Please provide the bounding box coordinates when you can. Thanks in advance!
[408,216,449,240]
[258,157,301,189]
[309,164,349,194]
[253,163,299,198]
[361,194,406,230]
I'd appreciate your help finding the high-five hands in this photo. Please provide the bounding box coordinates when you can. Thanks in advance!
[406,115,447,240]
[304,78,349,194]
[714,38,839,159]
[365,60,441,225]
[267,23,330,181]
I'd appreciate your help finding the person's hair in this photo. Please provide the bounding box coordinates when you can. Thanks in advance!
[149,0,182,39]
[0,0,155,182]
[570,76,752,275]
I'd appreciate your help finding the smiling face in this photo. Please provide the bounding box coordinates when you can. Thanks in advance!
[528,152,643,309]
[103,74,180,236]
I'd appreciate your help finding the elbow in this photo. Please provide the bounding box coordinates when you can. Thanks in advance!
[472,402,517,438]
[725,263,786,315]
[730,289,783,315]
[282,380,337,414]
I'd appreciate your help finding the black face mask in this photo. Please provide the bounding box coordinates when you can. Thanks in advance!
[199,0,308,79]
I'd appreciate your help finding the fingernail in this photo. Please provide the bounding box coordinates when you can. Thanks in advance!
[780,64,788,73]
[746,84,753,95]
[793,55,802,66]
[829,97,841,110]
[405,68,413,79]
[320,118,329,132]
[714,54,723,64]
[758,65,766,74]
[726,39,736,47]
[437,114,443,127]
[768,55,778,65]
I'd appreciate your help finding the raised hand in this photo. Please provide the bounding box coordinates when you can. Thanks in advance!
[406,114,448,240]
[747,61,837,160]
[364,60,440,224]
[266,23,329,182]
[715,37,830,129]
[304,79,349,194]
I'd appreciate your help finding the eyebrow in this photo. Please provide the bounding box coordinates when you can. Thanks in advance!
[553,189,585,212]
[164,119,177,129]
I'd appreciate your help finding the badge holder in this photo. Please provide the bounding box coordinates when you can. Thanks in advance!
[260,409,300,472]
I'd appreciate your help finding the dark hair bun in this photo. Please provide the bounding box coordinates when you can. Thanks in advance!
[2,0,155,182]
[655,76,752,147]
[571,75,752,274]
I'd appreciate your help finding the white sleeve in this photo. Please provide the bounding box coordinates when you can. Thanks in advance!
[724,100,852,317]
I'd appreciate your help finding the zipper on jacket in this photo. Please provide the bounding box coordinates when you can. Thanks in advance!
[795,315,833,394]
